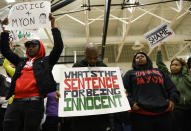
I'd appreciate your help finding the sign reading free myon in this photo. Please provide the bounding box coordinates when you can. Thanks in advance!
[8,1,51,30]
[58,67,130,117]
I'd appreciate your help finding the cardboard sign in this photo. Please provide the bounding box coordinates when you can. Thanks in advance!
[8,1,50,30]
[58,67,130,117]
[144,23,175,48]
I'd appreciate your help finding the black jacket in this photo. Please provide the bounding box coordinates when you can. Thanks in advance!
[123,52,180,113]
[0,28,63,99]
[123,69,180,113]
[73,59,107,67]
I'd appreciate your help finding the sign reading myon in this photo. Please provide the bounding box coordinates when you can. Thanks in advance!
[8,1,50,30]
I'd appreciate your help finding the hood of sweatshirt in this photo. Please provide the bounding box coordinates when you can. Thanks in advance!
[24,40,46,69]
[132,52,153,70]
[26,40,46,60]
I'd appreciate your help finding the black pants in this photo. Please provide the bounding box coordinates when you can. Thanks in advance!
[0,108,6,131]
[42,116,61,131]
[71,114,112,131]
[3,100,44,131]
[173,108,191,131]
[130,112,173,131]
[42,116,72,131]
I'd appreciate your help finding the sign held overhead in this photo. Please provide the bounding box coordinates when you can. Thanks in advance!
[144,23,175,48]
[8,1,50,30]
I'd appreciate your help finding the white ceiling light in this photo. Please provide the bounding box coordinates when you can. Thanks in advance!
[5,0,15,3]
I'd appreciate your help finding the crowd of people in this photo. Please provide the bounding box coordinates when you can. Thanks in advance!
[0,13,191,131]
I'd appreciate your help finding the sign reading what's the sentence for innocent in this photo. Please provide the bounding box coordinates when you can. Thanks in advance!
[8,1,50,30]
[58,67,130,117]
[144,23,175,48]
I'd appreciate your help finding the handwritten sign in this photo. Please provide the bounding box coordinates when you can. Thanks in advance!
[8,1,50,30]
[144,23,175,48]
[9,30,32,42]
[58,67,130,117]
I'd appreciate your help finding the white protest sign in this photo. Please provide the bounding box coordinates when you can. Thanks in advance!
[58,67,130,117]
[144,23,175,48]
[9,30,18,42]
[8,1,50,30]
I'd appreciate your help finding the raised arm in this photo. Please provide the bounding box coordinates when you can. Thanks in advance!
[48,14,64,66]
[3,59,15,77]
[0,18,21,66]
[156,44,170,75]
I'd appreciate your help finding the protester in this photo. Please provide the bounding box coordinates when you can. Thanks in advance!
[156,44,191,131]
[3,59,15,77]
[54,43,114,131]
[0,57,15,131]
[42,90,65,131]
[0,74,10,131]
[2,58,56,131]
[114,68,131,131]
[0,42,16,131]
[0,14,63,131]
[123,51,179,131]
[2,59,15,105]
[3,41,15,78]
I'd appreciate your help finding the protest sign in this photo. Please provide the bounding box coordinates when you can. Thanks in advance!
[58,67,130,117]
[8,1,50,30]
[8,29,35,42]
[9,30,18,41]
[144,23,175,48]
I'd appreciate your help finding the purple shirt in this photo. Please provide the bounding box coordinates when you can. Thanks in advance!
[46,91,58,116]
